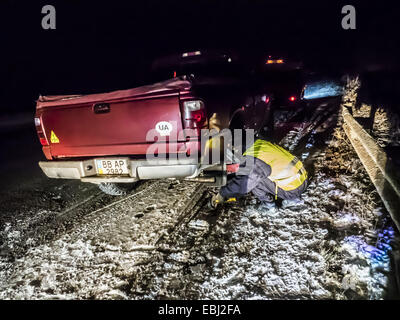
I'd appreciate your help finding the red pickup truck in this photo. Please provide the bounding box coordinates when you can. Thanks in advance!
[35,52,272,195]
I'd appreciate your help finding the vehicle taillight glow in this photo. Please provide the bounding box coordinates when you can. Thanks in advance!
[289,96,296,102]
[266,59,285,64]
[35,115,49,146]
[183,100,206,129]
[40,137,49,146]
[192,110,205,122]
[262,95,270,104]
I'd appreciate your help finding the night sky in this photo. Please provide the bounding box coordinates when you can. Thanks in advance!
[1,0,399,114]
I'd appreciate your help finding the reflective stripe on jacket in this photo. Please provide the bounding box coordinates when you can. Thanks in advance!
[243,139,307,191]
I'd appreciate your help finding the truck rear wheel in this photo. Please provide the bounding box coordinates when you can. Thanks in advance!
[98,182,134,196]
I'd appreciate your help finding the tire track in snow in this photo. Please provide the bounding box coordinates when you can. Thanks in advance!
[0,179,210,299]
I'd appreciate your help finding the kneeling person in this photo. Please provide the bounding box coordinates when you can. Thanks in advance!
[212,139,308,208]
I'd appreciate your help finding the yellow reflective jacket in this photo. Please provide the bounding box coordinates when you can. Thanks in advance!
[244,139,308,192]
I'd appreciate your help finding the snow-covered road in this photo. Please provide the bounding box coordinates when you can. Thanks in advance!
[0,94,399,299]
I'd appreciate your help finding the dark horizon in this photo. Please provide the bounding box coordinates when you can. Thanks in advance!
[1,0,399,114]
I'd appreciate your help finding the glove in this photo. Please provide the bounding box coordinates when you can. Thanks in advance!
[210,193,225,209]
[210,193,236,209]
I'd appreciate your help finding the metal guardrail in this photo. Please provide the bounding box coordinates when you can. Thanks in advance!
[342,105,400,231]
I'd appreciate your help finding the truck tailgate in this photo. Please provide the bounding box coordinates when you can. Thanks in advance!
[37,88,188,159]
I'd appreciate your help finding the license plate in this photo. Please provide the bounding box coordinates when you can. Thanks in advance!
[95,159,129,175]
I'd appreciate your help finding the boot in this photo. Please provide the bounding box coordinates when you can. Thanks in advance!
[257,198,280,217]
[258,201,276,210]
[281,198,305,208]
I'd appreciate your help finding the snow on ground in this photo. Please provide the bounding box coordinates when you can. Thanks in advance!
[0,180,205,299]
[0,88,399,299]
[127,112,399,300]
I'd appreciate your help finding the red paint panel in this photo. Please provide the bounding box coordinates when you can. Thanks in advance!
[41,95,185,158]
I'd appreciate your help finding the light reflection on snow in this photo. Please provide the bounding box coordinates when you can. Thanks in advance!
[303,81,344,100]
[301,130,316,160]
[341,226,395,299]
[344,226,394,269]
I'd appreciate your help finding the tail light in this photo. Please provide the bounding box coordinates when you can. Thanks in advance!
[34,116,49,146]
[289,96,296,102]
[266,59,284,64]
[262,95,270,104]
[182,100,207,129]
[39,137,49,146]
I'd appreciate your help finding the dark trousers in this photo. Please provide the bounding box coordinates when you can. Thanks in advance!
[220,156,308,201]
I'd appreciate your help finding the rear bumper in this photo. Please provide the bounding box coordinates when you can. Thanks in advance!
[38,158,226,185]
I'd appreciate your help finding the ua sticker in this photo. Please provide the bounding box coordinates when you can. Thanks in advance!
[50,130,60,143]
[155,121,173,136]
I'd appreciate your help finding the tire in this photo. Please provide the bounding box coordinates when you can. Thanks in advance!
[98,182,134,196]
